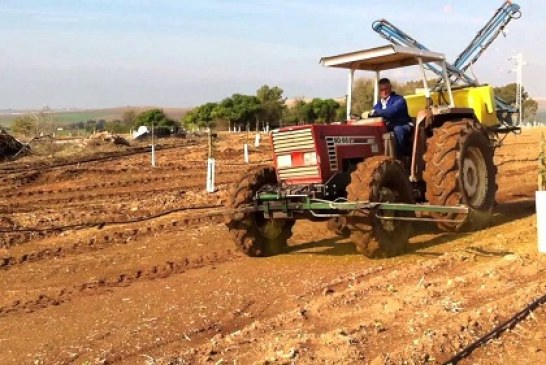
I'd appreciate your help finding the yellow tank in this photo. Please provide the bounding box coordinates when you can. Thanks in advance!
[404,85,499,127]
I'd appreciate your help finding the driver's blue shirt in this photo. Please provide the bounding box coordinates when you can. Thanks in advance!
[372,92,412,127]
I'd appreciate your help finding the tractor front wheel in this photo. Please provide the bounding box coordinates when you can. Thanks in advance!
[226,167,295,257]
[346,156,415,258]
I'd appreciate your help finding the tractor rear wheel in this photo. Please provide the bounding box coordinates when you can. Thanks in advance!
[346,156,415,258]
[423,120,497,231]
[226,166,295,257]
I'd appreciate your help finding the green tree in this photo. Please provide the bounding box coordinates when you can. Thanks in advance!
[494,83,522,105]
[135,108,177,128]
[336,101,347,122]
[282,98,313,126]
[494,83,538,121]
[181,109,199,131]
[351,78,375,116]
[122,109,137,128]
[96,119,106,131]
[296,100,316,124]
[282,100,300,126]
[11,115,37,137]
[212,98,239,131]
[195,102,218,129]
[523,98,539,122]
[106,119,130,134]
[311,98,340,124]
[216,99,232,131]
[85,120,97,133]
[229,94,261,130]
[284,98,345,125]
[36,107,55,135]
[256,85,286,129]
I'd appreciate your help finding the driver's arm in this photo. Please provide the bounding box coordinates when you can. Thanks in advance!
[372,97,408,120]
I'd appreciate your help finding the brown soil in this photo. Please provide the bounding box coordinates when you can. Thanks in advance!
[0,128,545,365]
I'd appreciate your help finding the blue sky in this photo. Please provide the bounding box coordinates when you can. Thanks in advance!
[0,0,544,109]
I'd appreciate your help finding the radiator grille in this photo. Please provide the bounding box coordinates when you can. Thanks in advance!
[272,128,315,154]
[272,128,319,180]
[277,166,319,180]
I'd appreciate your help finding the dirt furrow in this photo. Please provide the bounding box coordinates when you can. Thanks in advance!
[0,204,227,248]
[1,214,228,269]
[0,249,241,318]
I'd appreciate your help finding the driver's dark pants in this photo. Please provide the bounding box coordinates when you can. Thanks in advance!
[389,123,412,157]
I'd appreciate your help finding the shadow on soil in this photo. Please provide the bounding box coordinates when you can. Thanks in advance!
[285,198,536,257]
[285,236,358,256]
[408,198,536,256]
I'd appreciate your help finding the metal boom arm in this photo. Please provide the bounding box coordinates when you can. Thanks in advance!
[371,19,475,86]
[371,1,522,116]
[454,1,521,75]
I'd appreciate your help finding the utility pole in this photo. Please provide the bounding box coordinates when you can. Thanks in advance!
[510,53,527,126]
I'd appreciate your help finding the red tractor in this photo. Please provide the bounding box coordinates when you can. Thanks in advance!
[226,45,499,258]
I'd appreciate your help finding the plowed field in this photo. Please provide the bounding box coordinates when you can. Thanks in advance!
[1,128,545,365]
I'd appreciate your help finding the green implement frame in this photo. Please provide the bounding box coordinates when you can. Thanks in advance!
[257,193,468,223]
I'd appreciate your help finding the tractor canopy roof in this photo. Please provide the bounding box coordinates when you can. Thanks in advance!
[319,44,446,71]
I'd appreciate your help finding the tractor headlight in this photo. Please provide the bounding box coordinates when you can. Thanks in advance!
[276,154,292,168]
[303,151,317,166]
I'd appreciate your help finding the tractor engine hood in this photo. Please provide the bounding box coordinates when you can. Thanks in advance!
[271,124,386,185]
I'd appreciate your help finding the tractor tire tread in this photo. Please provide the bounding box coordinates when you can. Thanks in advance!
[347,156,414,258]
[423,119,497,231]
[226,166,294,256]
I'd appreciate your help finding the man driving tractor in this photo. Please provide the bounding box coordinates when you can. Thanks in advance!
[368,78,412,157]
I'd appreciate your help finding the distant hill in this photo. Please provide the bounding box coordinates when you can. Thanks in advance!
[0,106,190,128]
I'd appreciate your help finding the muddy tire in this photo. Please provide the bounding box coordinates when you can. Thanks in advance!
[226,166,295,257]
[423,120,497,231]
[346,156,415,258]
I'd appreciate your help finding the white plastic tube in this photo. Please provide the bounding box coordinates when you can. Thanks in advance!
[255,133,260,148]
[206,158,215,193]
[244,144,249,163]
[537,191,546,253]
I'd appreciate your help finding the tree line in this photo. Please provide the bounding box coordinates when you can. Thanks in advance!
[9,81,538,137]
[9,108,178,137]
[182,85,343,131]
